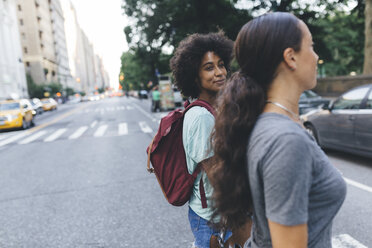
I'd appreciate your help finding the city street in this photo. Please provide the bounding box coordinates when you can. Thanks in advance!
[0,96,371,247]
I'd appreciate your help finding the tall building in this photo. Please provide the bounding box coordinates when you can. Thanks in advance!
[81,31,95,94]
[94,55,104,90]
[61,0,110,94]
[0,0,28,100]
[16,0,59,85]
[61,0,87,93]
[50,0,73,91]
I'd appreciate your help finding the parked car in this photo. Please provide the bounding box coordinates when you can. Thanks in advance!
[302,84,372,158]
[139,90,148,99]
[30,98,44,115]
[41,98,58,111]
[299,90,330,115]
[0,99,35,130]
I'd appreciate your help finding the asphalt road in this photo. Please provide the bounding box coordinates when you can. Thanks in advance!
[0,97,371,247]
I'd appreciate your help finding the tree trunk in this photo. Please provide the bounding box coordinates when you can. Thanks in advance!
[364,0,372,74]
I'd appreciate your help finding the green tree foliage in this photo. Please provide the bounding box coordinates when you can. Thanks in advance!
[120,0,365,81]
[26,74,44,99]
[123,0,250,49]
[26,73,65,98]
[314,10,364,76]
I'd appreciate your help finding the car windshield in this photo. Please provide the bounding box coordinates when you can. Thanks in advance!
[0,102,20,110]
[41,100,50,103]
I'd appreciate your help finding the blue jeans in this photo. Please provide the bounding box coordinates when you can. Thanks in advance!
[188,207,232,248]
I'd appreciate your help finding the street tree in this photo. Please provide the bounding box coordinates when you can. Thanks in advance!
[364,0,372,74]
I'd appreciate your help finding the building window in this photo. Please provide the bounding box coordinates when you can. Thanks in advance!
[35,1,39,8]
[26,62,30,67]
[20,19,24,26]
[39,31,43,39]
[21,33,26,39]
[24,47,28,54]
[18,5,22,11]
[52,71,56,77]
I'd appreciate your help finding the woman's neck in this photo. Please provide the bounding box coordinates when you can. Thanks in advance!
[198,92,217,106]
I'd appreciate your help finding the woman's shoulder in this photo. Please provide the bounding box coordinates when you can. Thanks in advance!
[249,113,312,153]
[184,106,214,123]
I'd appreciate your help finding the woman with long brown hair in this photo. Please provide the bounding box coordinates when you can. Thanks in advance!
[170,32,234,248]
[211,12,346,247]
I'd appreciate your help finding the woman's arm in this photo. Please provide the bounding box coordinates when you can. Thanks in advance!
[268,220,307,248]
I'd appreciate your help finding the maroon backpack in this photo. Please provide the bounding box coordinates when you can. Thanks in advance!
[146,99,215,207]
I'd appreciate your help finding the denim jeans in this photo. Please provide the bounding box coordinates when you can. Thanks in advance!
[188,207,232,248]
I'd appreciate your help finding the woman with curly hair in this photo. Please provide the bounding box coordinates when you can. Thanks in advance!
[170,32,233,248]
[211,12,346,248]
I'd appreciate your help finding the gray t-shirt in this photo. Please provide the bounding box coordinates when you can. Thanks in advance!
[247,113,346,248]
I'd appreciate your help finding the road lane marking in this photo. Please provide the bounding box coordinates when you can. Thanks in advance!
[127,106,134,110]
[0,133,12,141]
[133,104,156,121]
[94,125,108,137]
[90,121,97,128]
[19,131,47,144]
[0,131,29,147]
[44,128,67,142]
[69,126,88,139]
[344,177,372,193]
[118,123,128,135]
[332,234,367,248]
[28,104,89,134]
[139,121,153,133]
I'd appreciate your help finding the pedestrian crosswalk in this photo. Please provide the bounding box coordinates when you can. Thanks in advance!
[0,121,156,148]
[82,105,134,114]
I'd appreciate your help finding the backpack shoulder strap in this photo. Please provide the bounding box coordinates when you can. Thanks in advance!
[184,99,216,117]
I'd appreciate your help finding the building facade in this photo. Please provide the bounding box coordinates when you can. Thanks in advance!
[16,0,58,85]
[50,0,73,91]
[0,0,28,100]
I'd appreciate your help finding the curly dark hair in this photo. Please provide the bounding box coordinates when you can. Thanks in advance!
[210,12,303,229]
[170,32,233,99]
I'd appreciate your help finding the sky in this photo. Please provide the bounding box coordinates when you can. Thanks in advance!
[67,0,129,89]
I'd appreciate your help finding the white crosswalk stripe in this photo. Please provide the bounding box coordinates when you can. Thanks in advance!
[90,121,98,128]
[0,133,12,141]
[332,234,367,248]
[0,131,29,147]
[0,121,158,145]
[127,106,134,110]
[69,126,88,139]
[139,121,153,133]
[19,131,47,144]
[94,125,108,137]
[44,128,67,142]
[118,123,128,135]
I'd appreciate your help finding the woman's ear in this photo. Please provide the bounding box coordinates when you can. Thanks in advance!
[283,47,296,71]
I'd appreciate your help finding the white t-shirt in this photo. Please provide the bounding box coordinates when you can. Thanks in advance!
[183,106,215,221]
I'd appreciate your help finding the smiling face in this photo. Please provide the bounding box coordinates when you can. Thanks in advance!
[197,51,227,97]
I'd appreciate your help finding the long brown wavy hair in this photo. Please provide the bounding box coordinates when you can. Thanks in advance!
[210,12,303,229]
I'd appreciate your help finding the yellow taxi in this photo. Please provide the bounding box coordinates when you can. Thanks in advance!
[0,99,35,130]
[40,98,58,111]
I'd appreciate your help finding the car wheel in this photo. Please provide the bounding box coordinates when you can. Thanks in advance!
[305,124,319,145]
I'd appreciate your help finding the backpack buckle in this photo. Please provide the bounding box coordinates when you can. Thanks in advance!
[147,168,155,173]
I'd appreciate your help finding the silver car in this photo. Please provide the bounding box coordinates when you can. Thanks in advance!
[302,84,372,158]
